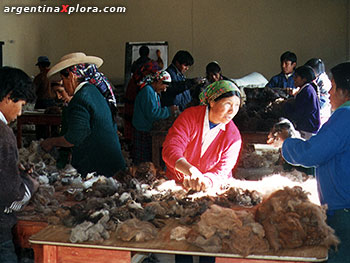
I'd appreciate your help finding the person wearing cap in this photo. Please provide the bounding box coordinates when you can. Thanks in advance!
[132,70,177,164]
[124,61,160,142]
[162,80,242,192]
[33,56,57,139]
[0,67,39,263]
[33,56,56,108]
[270,62,350,263]
[40,52,126,177]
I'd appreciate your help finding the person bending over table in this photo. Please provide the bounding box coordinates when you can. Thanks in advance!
[0,67,39,263]
[41,52,126,177]
[162,80,242,192]
[132,70,177,164]
[271,62,350,263]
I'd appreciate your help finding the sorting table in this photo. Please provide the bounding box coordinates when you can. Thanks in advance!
[13,220,48,249]
[29,219,328,263]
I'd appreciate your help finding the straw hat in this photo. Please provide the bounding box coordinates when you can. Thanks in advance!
[47,52,103,78]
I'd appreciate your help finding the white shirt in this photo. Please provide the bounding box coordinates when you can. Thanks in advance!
[201,107,225,157]
[74,81,88,95]
[0,110,7,124]
[285,73,293,80]
[175,107,226,164]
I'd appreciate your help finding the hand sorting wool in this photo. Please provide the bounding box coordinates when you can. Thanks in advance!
[182,166,211,192]
[267,118,300,148]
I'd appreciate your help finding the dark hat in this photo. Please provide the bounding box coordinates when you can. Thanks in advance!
[36,56,50,66]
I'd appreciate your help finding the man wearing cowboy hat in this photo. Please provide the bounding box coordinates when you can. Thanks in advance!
[41,52,126,177]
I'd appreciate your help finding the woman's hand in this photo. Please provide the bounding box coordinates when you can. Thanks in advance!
[170,105,179,116]
[183,166,211,192]
[40,136,74,152]
[267,118,300,148]
[40,138,55,152]
[175,159,211,192]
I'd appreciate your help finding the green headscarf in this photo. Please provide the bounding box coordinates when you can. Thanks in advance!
[199,80,240,105]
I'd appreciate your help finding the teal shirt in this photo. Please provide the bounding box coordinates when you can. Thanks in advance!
[132,84,170,132]
[64,83,126,176]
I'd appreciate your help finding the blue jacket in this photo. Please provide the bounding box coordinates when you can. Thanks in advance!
[161,64,193,111]
[266,71,295,89]
[284,83,321,133]
[282,103,350,211]
[133,84,170,132]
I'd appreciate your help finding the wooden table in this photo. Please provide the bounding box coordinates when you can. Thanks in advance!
[16,111,62,148]
[241,132,269,144]
[29,219,328,263]
[13,220,48,249]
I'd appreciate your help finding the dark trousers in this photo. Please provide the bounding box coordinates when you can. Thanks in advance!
[175,254,215,263]
[132,130,152,165]
[0,239,18,263]
[327,209,350,263]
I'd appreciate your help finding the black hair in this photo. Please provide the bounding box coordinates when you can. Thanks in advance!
[331,62,350,95]
[60,68,69,78]
[172,50,194,66]
[51,81,62,88]
[139,45,150,57]
[206,62,221,75]
[294,65,316,83]
[0,66,35,103]
[280,51,297,64]
[295,65,319,97]
[37,61,51,68]
[214,90,241,102]
[304,58,325,75]
[60,66,85,83]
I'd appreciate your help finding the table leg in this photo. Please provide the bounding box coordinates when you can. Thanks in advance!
[31,244,43,263]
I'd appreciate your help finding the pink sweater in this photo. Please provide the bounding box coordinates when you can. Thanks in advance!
[162,105,241,186]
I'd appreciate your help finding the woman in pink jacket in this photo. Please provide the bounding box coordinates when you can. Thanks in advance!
[162,80,242,192]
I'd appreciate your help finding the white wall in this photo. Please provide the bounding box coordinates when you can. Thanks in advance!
[1,0,349,84]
